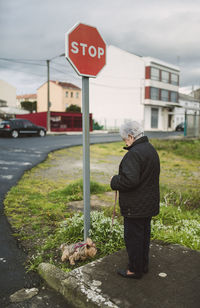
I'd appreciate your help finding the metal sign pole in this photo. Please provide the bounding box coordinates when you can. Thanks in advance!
[82,76,90,241]
[47,59,50,132]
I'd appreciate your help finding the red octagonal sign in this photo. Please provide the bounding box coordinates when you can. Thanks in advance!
[65,23,106,77]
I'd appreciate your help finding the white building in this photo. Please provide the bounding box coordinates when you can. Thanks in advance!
[174,93,200,128]
[0,80,29,119]
[90,45,180,131]
[0,80,16,108]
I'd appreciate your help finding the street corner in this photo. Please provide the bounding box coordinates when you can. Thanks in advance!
[38,258,119,308]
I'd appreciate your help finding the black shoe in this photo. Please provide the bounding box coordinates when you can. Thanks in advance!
[117,269,142,279]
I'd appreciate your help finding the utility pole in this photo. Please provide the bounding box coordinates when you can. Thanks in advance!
[47,59,50,132]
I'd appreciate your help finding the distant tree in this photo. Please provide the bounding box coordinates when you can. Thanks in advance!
[21,101,37,113]
[66,104,81,113]
[93,119,104,130]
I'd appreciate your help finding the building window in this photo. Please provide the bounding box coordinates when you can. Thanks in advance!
[65,91,68,97]
[171,91,178,103]
[171,73,179,85]
[71,92,73,98]
[151,67,160,81]
[0,99,7,107]
[161,71,169,83]
[151,108,159,128]
[150,87,159,100]
[161,89,169,101]
[76,92,79,98]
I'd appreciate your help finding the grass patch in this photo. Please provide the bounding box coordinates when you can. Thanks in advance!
[4,139,200,272]
[49,179,111,203]
[151,204,200,250]
[151,139,200,160]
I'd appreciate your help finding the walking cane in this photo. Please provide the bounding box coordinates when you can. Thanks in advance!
[112,190,118,227]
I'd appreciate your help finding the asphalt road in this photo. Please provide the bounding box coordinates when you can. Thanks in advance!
[0,133,122,307]
[0,131,183,307]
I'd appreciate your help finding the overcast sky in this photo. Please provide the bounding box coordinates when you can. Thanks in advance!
[0,0,200,94]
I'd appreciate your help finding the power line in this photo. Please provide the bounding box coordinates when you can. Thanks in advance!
[0,57,45,62]
[0,58,46,67]
[50,64,75,75]
[0,62,46,78]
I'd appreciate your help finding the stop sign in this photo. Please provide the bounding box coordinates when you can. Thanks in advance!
[65,23,106,77]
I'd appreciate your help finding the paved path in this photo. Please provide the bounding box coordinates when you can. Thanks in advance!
[39,242,200,308]
[0,133,121,307]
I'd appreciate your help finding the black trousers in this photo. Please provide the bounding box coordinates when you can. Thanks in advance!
[124,216,152,275]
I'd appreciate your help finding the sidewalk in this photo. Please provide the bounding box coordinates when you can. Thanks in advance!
[46,130,110,135]
[38,241,200,308]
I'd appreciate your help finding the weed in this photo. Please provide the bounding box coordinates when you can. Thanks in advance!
[4,139,200,271]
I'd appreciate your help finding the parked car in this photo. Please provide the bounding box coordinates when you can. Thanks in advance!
[175,122,184,132]
[0,119,46,138]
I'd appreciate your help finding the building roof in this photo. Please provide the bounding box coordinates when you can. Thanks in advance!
[37,80,81,91]
[108,46,180,73]
[0,106,30,115]
[16,94,37,99]
[143,56,180,72]
[51,81,81,90]
[179,93,200,103]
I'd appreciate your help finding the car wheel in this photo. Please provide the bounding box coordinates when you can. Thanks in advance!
[11,130,19,138]
[39,129,46,137]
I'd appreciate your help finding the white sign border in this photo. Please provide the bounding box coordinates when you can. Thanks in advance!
[65,22,107,78]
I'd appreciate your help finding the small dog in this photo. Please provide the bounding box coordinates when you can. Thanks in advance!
[60,238,97,265]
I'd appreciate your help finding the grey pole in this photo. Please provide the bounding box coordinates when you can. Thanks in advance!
[184,110,187,137]
[82,76,90,241]
[47,59,50,132]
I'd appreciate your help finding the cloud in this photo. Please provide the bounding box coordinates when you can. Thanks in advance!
[0,0,200,93]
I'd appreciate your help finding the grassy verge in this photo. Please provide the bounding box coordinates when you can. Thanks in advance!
[4,139,200,272]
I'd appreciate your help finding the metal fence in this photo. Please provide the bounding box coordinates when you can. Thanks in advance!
[185,114,200,138]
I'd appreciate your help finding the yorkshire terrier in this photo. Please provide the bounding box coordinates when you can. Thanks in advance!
[60,238,97,265]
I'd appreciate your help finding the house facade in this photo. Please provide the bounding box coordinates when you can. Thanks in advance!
[191,88,200,101]
[16,93,37,108]
[174,93,200,127]
[0,80,16,108]
[37,81,82,112]
[0,80,29,119]
[90,45,180,131]
[144,57,180,131]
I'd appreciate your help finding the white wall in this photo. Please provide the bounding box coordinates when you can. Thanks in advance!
[90,46,145,129]
[0,80,16,107]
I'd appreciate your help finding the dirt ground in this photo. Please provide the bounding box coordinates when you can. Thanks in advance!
[35,147,121,184]
[34,146,122,210]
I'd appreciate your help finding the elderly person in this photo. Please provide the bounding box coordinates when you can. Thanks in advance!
[110,121,160,279]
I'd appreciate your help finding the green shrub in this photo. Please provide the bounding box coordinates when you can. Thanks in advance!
[152,204,200,250]
[48,211,124,255]
[160,184,200,209]
[49,179,111,203]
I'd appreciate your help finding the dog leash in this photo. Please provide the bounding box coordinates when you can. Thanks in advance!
[111,190,118,227]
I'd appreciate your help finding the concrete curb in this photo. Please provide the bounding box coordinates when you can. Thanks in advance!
[38,260,118,308]
[38,242,200,308]
[46,130,110,136]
